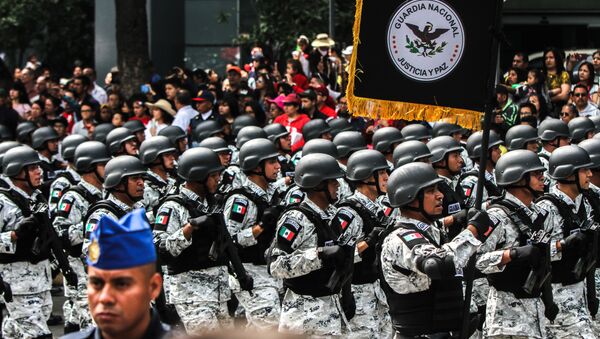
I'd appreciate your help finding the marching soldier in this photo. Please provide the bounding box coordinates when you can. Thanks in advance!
[505,125,540,152]
[54,141,110,333]
[537,118,570,190]
[372,126,404,169]
[333,131,366,200]
[476,150,553,338]
[268,153,354,336]
[0,146,53,338]
[432,122,472,171]
[153,147,252,334]
[105,127,139,157]
[568,117,595,144]
[31,126,63,198]
[335,149,393,338]
[139,136,178,215]
[392,140,433,168]
[380,162,492,338]
[223,138,282,330]
[401,123,431,143]
[123,119,147,144]
[535,145,597,338]
[49,134,87,215]
[158,125,188,156]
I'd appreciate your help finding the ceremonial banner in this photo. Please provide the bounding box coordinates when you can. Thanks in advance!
[347,0,501,130]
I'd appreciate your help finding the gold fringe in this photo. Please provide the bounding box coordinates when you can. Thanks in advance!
[345,0,484,131]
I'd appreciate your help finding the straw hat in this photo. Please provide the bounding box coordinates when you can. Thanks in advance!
[312,33,335,48]
[145,99,176,116]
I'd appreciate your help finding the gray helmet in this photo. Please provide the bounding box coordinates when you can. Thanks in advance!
[548,145,594,180]
[103,155,146,189]
[263,123,289,143]
[197,137,230,153]
[302,119,331,142]
[393,140,432,168]
[139,136,177,165]
[505,125,538,151]
[328,118,353,137]
[177,147,224,182]
[427,136,462,163]
[232,115,258,136]
[333,131,367,158]
[590,116,600,133]
[236,126,267,148]
[3,145,41,177]
[123,120,145,133]
[0,141,21,169]
[16,121,36,143]
[401,124,431,142]
[61,134,88,161]
[346,149,389,181]
[466,130,503,160]
[158,125,187,147]
[106,127,136,155]
[569,117,595,143]
[0,124,14,141]
[74,141,111,172]
[495,150,545,186]
[295,153,344,189]
[577,139,600,169]
[302,139,340,158]
[31,126,59,150]
[194,120,223,142]
[538,118,569,141]
[373,127,403,153]
[239,138,279,171]
[92,123,116,143]
[387,162,442,207]
[432,122,464,138]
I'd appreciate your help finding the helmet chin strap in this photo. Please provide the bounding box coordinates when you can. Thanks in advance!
[403,190,439,223]
[364,171,383,196]
[315,180,337,204]
[508,175,540,197]
[114,177,143,203]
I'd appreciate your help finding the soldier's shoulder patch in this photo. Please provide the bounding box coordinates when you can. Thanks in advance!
[332,208,355,232]
[463,181,475,197]
[397,229,428,248]
[155,207,172,227]
[85,218,99,237]
[489,213,500,226]
[277,217,302,243]
[415,221,430,231]
[58,196,75,214]
[230,197,248,223]
[448,202,461,214]
[50,188,63,200]
[288,190,304,205]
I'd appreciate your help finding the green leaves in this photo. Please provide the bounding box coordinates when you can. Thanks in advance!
[405,35,419,54]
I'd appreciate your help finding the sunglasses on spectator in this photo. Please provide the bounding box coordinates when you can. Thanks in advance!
[573,93,587,97]
[560,112,571,117]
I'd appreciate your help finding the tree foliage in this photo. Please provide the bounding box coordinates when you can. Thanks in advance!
[0,0,93,75]
[245,0,355,62]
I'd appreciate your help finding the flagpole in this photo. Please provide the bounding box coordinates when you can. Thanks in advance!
[460,0,504,338]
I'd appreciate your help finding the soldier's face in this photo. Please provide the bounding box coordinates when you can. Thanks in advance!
[96,163,106,179]
[87,264,162,338]
[447,151,464,174]
[321,132,333,141]
[526,141,539,153]
[47,139,59,154]
[376,169,389,193]
[279,135,291,151]
[26,164,42,187]
[217,151,231,167]
[578,168,592,190]
[161,152,177,170]
[528,170,545,192]
[489,146,501,164]
[558,137,570,147]
[263,158,281,180]
[421,184,444,216]
[126,175,144,198]
[124,140,138,156]
[177,138,188,153]
[206,171,221,194]
[327,179,340,201]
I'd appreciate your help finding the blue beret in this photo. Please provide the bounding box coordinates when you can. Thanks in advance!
[88,209,157,269]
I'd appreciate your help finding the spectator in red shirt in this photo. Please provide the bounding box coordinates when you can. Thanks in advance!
[314,86,337,118]
[285,59,309,94]
[299,89,330,120]
[274,93,310,152]
[130,99,151,125]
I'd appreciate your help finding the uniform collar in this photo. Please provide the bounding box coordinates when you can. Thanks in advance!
[67,166,82,181]
[397,215,435,234]
[38,153,52,164]
[352,191,379,214]
[472,163,495,182]
[7,178,38,200]
[246,179,269,200]
[80,180,102,198]
[305,197,335,220]
[550,185,581,208]
[539,147,551,157]
[146,169,167,185]
[107,193,133,211]
[504,191,539,219]
[180,186,207,208]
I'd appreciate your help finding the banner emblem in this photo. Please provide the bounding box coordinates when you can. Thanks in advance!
[387,0,465,82]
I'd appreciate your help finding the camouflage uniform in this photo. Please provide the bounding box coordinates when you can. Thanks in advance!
[269,198,349,336]
[334,191,393,338]
[380,215,480,337]
[337,163,353,201]
[143,170,176,218]
[223,180,281,330]
[53,180,102,330]
[536,186,596,339]
[461,146,473,172]
[538,148,555,190]
[155,187,233,334]
[219,165,246,195]
[0,182,53,338]
[48,166,81,215]
[476,193,547,338]
[459,164,497,209]
[376,194,400,226]
[83,194,134,255]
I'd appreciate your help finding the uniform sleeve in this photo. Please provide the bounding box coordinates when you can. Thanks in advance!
[143,184,161,213]
[223,195,257,247]
[155,201,192,257]
[53,191,86,246]
[475,209,509,273]
[82,209,115,256]
[0,198,16,254]
[269,211,323,279]
[536,200,562,261]
[48,178,69,214]
[460,177,487,209]
[331,206,362,263]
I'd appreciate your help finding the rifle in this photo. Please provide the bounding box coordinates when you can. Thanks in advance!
[523,229,558,321]
[31,203,78,287]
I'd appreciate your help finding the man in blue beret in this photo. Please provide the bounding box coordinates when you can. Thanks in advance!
[62,209,169,339]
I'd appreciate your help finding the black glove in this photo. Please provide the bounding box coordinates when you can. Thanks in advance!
[0,275,11,303]
[545,301,559,322]
[560,232,587,255]
[467,210,494,241]
[589,296,599,318]
[318,245,345,267]
[189,215,215,232]
[238,274,254,291]
[14,216,38,240]
[510,245,541,266]
[363,227,385,248]
[452,208,469,227]
[64,271,78,287]
[260,207,281,233]
[340,285,356,320]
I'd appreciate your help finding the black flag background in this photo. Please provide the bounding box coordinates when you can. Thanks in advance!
[347,0,500,130]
